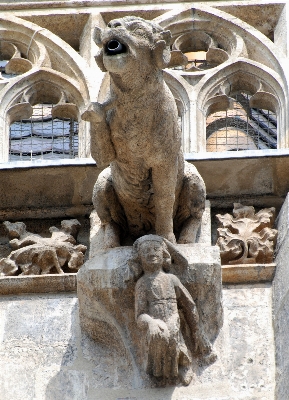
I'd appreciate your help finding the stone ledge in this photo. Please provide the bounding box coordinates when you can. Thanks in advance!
[222,263,276,284]
[0,273,76,295]
[0,264,277,295]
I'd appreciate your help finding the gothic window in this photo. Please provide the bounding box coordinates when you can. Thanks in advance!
[206,93,277,152]
[170,31,229,72]
[9,103,79,161]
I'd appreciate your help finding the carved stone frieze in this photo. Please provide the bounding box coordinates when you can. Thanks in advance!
[0,219,86,276]
[216,203,277,265]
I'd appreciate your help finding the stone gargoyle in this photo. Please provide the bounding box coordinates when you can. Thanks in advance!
[82,16,205,248]
[0,219,87,276]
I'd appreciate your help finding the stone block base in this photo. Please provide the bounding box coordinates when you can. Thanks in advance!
[77,244,222,388]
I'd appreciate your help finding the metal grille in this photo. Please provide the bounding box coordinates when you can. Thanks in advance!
[206,93,277,152]
[9,103,79,161]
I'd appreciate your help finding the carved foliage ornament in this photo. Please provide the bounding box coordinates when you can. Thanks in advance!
[0,219,87,276]
[216,203,277,265]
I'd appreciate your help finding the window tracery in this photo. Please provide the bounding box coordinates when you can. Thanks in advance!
[0,6,287,163]
[171,31,230,72]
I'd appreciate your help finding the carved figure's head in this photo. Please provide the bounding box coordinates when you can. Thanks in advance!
[94,16,172,74]
[132,234,171,274]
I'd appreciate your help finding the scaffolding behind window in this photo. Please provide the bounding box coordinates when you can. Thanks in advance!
[9,103,78,161]
[206,93,277,152]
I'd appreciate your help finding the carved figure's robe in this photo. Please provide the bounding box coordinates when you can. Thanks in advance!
[135,272,197,379]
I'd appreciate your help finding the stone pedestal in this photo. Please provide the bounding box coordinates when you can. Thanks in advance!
[89,200,212,258]
[77,244,223,387]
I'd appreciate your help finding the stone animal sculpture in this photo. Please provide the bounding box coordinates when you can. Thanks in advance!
[0,220,87,276]
[133,235,216,386]
[82,16,205,247]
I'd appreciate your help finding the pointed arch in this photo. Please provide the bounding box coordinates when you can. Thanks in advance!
[197,60,287,151]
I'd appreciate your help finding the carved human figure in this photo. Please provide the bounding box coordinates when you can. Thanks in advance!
[133,235,216,385]
[82,16,205,248]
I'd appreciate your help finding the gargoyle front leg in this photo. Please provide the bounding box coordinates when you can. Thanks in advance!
[152,164,177,243]
[81,101,116,168]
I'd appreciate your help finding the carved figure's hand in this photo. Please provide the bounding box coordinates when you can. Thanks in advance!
[147,318,169,342]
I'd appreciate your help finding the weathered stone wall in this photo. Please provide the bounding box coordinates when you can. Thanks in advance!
[273,193,289,399]
[0,284,275,399]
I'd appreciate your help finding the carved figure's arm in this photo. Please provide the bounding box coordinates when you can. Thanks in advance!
[81,100,116,168]
[173,275,199,331]
[163,238,189,271]
[173,275,212,355]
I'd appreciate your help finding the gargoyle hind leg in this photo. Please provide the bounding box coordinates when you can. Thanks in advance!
[152,164,178,244]
[175,162,206,244]
[92,167,125,249]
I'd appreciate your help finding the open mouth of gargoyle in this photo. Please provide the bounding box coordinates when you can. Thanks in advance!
[105,39,127,56]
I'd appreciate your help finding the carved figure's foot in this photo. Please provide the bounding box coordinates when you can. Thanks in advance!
[178,366,193,386]
[103,222,120,249]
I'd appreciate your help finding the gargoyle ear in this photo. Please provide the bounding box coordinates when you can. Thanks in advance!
[153,40,171,69]
[93,26,103,46]
[94,49,107,72]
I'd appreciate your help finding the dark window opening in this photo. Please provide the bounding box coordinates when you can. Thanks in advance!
[206,93,277,152]
[9,103,79,161]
